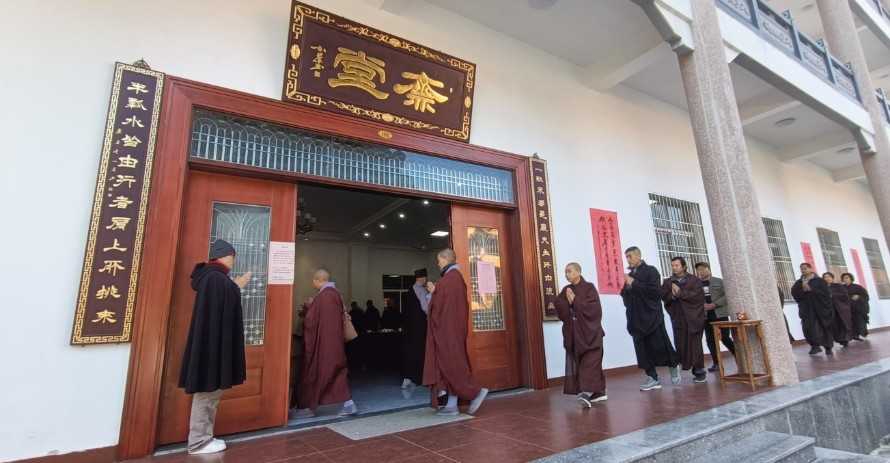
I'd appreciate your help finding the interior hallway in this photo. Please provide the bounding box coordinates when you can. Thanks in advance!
[129,329,890,463]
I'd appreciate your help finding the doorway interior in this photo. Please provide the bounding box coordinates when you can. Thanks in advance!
[289,183,451,424]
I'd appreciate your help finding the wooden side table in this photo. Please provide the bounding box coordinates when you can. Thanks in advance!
[710,319,773,391]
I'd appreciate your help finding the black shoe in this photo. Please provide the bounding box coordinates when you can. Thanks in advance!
[825,348,834,356]
[707,364,718,372]
[808,346,822,355]
[840,341,849,347]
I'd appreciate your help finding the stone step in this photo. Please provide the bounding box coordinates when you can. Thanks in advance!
[685,431,816,463]
[814,447,890,462]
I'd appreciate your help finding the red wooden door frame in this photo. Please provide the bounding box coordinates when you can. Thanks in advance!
[116,76,547,459]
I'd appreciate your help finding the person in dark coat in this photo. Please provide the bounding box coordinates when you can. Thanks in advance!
[381,298,402,331]
[554,262,607,407]
[661,257,707,383]
[401,268,429,389]
[364,300,382,332]
[791,263,835,356]
[823,272,853,347]
[346,301,367,372]
[179,239,251,455]
[842,273,870,340]
[424,248,489,416]
[294,269,355,418]
[620,247,680,391]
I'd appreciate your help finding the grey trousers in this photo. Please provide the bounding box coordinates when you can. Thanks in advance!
[188,389,224,452]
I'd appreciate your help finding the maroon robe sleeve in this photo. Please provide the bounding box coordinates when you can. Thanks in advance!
[572,281,605,354]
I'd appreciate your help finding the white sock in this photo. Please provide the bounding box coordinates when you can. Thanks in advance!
[343,399,355,408]
[446,394,458,409]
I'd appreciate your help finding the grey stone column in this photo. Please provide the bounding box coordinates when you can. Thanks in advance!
[817,0,890,251]
[677,0,799,385]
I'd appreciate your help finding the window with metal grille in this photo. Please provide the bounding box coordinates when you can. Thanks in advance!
[762,217,795,301]
[817,228,848,277]
[863,238,890,299]
[648,194,710,276]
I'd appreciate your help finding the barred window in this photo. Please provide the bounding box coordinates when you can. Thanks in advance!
[648,194,710,276]
[863,238,890,299]
[762,218,795,301]
[817,228,848,277]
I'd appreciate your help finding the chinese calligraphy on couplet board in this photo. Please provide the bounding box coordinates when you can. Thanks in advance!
[851,248,866,288]
[530,158,559,321]
[589,209,624,295]
[282,1,476,142]
[801,242,816,272]
[70,63,164,345]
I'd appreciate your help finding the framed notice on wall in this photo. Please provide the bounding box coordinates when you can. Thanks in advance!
[71,62,165,345]
[281,1,476,142]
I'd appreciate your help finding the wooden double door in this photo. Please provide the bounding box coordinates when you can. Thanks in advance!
[157,172,520,444]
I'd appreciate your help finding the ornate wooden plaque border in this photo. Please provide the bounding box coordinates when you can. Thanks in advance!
[282,1,476,142]
[71,62,164,345]
[530,157,559,321]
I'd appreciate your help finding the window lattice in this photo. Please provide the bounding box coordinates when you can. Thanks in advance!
[648,194,710,276]
[863,237,890,299]
[817,228,848,277]
[189,109,515,204]
[762,217,795,301]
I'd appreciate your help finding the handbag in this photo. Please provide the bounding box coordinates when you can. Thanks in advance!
[343,311,358,342]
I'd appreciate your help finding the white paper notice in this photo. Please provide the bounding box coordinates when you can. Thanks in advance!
[268,241,295,285]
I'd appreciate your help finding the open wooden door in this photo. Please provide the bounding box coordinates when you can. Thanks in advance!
[157,171,296,444]
[451,204,521,391]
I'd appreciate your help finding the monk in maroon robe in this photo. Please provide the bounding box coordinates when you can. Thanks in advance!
[294,269,355,418]
[423,248,489,416]
[554,263,606,407]
[660,257,707,383]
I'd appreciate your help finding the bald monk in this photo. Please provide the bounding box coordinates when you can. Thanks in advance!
[293,269,356,418]
[554,263,606,407]
[424,248,489,416]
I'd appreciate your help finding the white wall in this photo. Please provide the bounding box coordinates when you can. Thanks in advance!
[2,0,890,461]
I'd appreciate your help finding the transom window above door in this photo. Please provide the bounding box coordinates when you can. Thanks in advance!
[189,109,515,205]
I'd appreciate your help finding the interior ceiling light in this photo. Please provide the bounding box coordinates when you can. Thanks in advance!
[363,232,371,238]
[430,231,449,237]
[398,212,406,219]
[379,223,387,229]
[774,117,796,127]
[422,199,430,206]
[837,146,856,154]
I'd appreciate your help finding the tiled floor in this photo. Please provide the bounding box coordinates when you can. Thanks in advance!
[130,330,890,463]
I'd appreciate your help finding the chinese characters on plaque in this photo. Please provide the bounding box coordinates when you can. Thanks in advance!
[530,158,559,321]
[282,1,476,142]
[589,209,624,295]
[71,63,164,345]
[801,242,816,273]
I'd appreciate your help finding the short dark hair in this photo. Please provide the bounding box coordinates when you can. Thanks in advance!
[841,272,855,282]
[625,246,641,255]
[800,262,812,269]
[822,272,835,279]
[694,262,710,270]
[671,256,687,269]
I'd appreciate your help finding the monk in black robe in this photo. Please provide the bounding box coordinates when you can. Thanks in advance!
[401,268,429,389]
[620,247,680,391]
[294,269,355,418]
[791,263,835,355]
[179,239,250,455]
[661,257,707,383]
[424,248,489,416]
[823,272,853,346]
[554,263,606,407]
[842,273,870,340]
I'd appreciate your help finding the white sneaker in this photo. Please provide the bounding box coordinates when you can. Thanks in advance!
[669,366,681,385]
[188,438,226,455]
[339,401,358,416]
[467,388,489,415]
[401,378,416,389]
[436,406,459,416]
